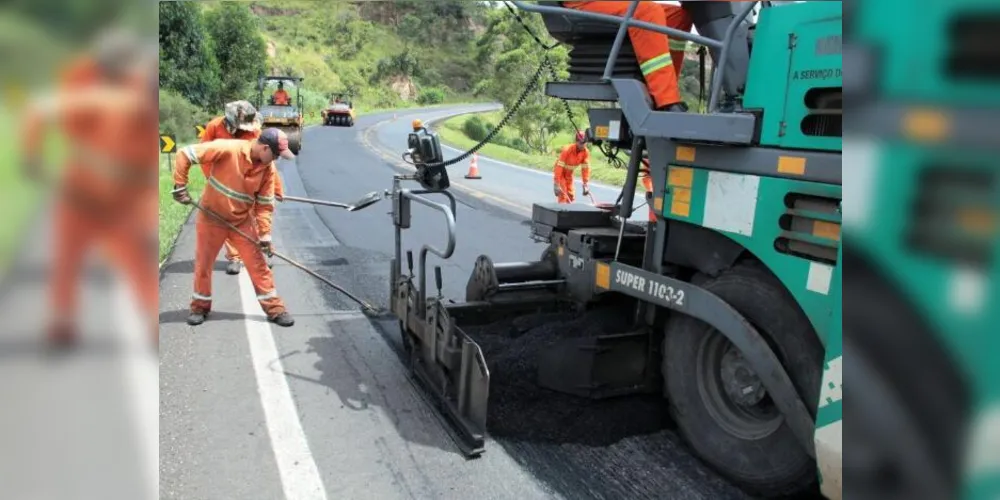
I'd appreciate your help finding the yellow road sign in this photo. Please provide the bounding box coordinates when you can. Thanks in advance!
[195,124,206,138]
[160,135,176,154]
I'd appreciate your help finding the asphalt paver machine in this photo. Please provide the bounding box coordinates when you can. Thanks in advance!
[389,2,842,498]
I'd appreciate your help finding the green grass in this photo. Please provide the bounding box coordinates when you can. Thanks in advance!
[0,106,53,276]
[159,149,206,264]
[435,111,631,187]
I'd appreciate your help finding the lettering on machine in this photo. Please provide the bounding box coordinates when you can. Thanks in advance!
[614,268,686,307]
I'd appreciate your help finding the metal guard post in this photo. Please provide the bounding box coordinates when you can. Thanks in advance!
[709,1,758,112]
[603,0,639,80]
[397,190,457,313]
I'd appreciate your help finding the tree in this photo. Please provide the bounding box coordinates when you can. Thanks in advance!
[474,8,572,154]
[159,2,221,108]
[204,3,268,105]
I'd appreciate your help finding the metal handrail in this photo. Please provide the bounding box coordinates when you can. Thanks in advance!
[511,0,759,113]
[396,189,457,312]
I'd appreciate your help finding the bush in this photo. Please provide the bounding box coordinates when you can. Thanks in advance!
[159,89,214,144]
[462,116,489,142]
[416,86,446,105]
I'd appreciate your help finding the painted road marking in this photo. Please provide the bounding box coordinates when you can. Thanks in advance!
[113,278,158,500]
[238,272,328,500]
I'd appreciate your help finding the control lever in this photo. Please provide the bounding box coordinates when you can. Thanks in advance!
[435,266,443,298]
[407,250,414,279]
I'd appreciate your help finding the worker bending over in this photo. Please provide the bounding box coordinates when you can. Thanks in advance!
[172,128,296,327]
[21,30,159,348]
[272,81,290,106]
[553,131,591,204]
[563,1,693,112]
[202,100,285,275]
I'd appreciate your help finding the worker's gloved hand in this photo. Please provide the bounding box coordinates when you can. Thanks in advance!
[275,193,284,202]
[259,239,274,258]
[553,184,563,197]
[172,185,192,205]
[582,183,591,196]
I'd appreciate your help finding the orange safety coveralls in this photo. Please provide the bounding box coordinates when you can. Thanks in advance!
[563,1,693,109]
[200,116,285,264]
[640,160,655,220]
[273,89,290,105]
[553,143,591,204]
[21,56,159,342]
[173,139,286,317]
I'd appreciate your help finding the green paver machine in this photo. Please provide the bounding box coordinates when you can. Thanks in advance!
[389,2,842,498]
[845,1,1000,499]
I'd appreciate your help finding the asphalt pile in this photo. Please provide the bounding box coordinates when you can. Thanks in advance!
[462,305,755,499]
[463,306,668,445]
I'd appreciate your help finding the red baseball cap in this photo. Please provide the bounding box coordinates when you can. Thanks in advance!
[259,128,296,160]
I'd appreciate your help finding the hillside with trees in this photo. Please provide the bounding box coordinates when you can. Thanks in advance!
[158,1,708,148]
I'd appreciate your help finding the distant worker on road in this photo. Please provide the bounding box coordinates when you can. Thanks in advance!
[172,128,296,328]
[553,130,591,204]
[201,100,285,275]
[563,1,693,112]
[272,81,290,106]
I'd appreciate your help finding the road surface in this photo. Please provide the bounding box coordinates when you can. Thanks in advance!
[158,104,756,500]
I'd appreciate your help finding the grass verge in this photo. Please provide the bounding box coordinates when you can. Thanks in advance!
[158,150,206,264]
[434,110,631,187]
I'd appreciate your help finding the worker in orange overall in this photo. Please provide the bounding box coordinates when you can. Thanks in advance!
[172,128,296,327]
[553,130,591,204]
[21,29,160,348]
[201,100,285,274]
[563,1,693,112]
[272,81,291,105]
[640,159,656,220]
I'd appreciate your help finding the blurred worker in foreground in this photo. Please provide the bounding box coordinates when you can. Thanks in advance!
[553,130,591,204]
[272,81,290,106]
[201,100,285,275]
[20,29,160,348]
[563,1,693,112]
[172,128,296,328]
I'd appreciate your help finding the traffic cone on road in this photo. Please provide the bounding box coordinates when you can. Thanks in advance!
[464,153,482,179]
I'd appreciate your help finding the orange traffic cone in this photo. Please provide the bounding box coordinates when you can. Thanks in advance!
[464,153,482,179]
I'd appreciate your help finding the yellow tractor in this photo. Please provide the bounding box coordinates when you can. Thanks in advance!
[256,74,304,154]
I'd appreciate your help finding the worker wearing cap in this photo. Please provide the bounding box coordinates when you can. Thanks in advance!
[563,1,693,112]
[201,100,285,274]
[412,118,425,132]
[21,29,160,348]
[172,128,296,327]
[553,130,591,204]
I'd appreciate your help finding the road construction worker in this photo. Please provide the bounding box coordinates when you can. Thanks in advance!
[172,128,296,327]
[272,81,290,106]
[201,100,285,275]
[553,130,591,204]
[640,159,656,220]
[412,118,425,132]
[21,28,160,348]
[563,1,693,112]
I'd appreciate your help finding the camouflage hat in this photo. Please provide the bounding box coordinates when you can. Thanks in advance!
[224,100,260,134]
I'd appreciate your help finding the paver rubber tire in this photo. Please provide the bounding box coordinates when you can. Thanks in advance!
[662,261,823,498]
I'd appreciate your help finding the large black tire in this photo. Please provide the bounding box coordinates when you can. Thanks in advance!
[662,261,824,497]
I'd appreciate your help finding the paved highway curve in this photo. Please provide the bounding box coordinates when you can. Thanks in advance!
[159,104,756,500]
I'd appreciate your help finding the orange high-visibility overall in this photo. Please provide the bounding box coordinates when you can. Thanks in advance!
[272,89,290,105]
[21,56,160,342]
[200,116,285,265]
[563,1,693,108]
[173,139,286,317]
[554,143,591,204]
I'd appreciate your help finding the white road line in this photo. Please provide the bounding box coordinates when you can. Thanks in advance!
[237,272,329,500]
[113,278,158,500]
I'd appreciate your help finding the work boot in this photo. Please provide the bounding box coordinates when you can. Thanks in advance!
[657,102,689,113]
[268,312,294,327]
[46,323,78,350]
[226,260,242,275]
[187,312,207,326]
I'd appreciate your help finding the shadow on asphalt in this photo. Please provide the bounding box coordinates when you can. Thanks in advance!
[159,260,234,274]
[158,309,269,325]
